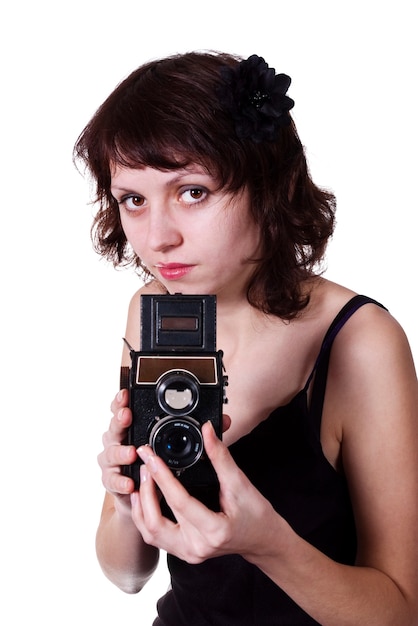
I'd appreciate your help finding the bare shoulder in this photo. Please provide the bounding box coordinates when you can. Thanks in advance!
[333,300,418,487]
[318,280,418,487]
[330,297,417,385]
[324,290,418,431]
[310,279,416,375]
[127,280,166,316]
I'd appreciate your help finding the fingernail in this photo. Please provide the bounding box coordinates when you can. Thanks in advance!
[137,446,158,473]
[140,464,149,483]
[137,445,148,461]
[117,390,124,402]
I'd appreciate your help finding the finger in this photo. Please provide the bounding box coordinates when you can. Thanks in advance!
[106,406,133,440]
[136,446,182,500]
[102,407,134,451]
[107,470,135,495]
[100,441,138,469]
[98,445,137,493]
[222,413,232,434]
[137,446,221,534]
[110,388,129,414]
[137,447,196,511]
[131,466,176,545]
[202,421,244,491]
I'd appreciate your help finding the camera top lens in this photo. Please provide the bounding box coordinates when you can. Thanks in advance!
[156,370,200,416]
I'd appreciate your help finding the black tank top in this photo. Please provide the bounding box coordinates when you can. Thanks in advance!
[153,296,386,625]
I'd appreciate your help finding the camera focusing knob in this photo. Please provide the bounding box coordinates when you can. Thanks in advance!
[222,374,229,404]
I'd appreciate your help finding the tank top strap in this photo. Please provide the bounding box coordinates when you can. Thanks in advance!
[304,295,387,432]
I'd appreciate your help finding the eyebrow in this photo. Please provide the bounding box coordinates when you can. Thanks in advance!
[111,186,139,195]
[111,169,211,194]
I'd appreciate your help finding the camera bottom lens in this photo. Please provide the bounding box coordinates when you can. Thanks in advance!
[149,416,203,470]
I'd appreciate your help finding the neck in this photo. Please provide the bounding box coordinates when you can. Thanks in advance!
[216,297,278,348]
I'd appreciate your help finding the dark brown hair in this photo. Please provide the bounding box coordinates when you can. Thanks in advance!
[74,51,336,319]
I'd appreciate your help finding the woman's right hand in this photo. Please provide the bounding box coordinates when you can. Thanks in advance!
[97,389,138,502]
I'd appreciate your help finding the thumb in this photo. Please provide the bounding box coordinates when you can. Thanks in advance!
[202,420,239,479]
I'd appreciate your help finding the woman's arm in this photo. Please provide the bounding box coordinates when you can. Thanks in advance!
[95,389,159,593]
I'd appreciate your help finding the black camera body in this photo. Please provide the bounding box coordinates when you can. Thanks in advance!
[121,294,227,498]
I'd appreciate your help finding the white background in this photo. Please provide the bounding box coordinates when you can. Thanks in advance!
[1,1,416,624]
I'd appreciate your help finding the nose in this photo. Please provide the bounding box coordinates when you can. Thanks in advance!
[146,207,183,252]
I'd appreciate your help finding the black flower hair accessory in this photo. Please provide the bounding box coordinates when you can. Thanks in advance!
[218,54,294,143]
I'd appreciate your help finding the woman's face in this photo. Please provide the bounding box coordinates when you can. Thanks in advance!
[111,164,261,303]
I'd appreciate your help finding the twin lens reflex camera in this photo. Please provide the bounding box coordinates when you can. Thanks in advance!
[121,294,228,499]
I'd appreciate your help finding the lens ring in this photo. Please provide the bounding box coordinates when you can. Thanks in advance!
[156,370,200,416]
[149,415,203,469]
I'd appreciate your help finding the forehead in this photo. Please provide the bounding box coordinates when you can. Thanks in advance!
[110,164,219,189]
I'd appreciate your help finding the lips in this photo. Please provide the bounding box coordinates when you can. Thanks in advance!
[155,263,195,280]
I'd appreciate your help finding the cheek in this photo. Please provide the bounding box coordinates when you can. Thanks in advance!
[224,215,261,251]
[119,216,142,248]
[118,212,129,237]
[121,230,146,263]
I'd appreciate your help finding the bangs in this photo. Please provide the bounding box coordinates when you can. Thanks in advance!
[109,129,216,178]
[77,53,249,195]
[101,106,237,191]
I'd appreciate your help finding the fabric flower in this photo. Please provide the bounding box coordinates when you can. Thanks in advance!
[218,54,295,143]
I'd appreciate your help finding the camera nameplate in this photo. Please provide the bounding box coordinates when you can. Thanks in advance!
[136,355,219,385]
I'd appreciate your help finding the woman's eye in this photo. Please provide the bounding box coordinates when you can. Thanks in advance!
[121,195,145,211]
[181,187,207,204]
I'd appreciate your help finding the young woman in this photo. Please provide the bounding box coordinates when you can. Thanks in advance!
[74,52,418,625]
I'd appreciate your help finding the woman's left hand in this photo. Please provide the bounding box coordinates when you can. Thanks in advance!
[130,420,279,564]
